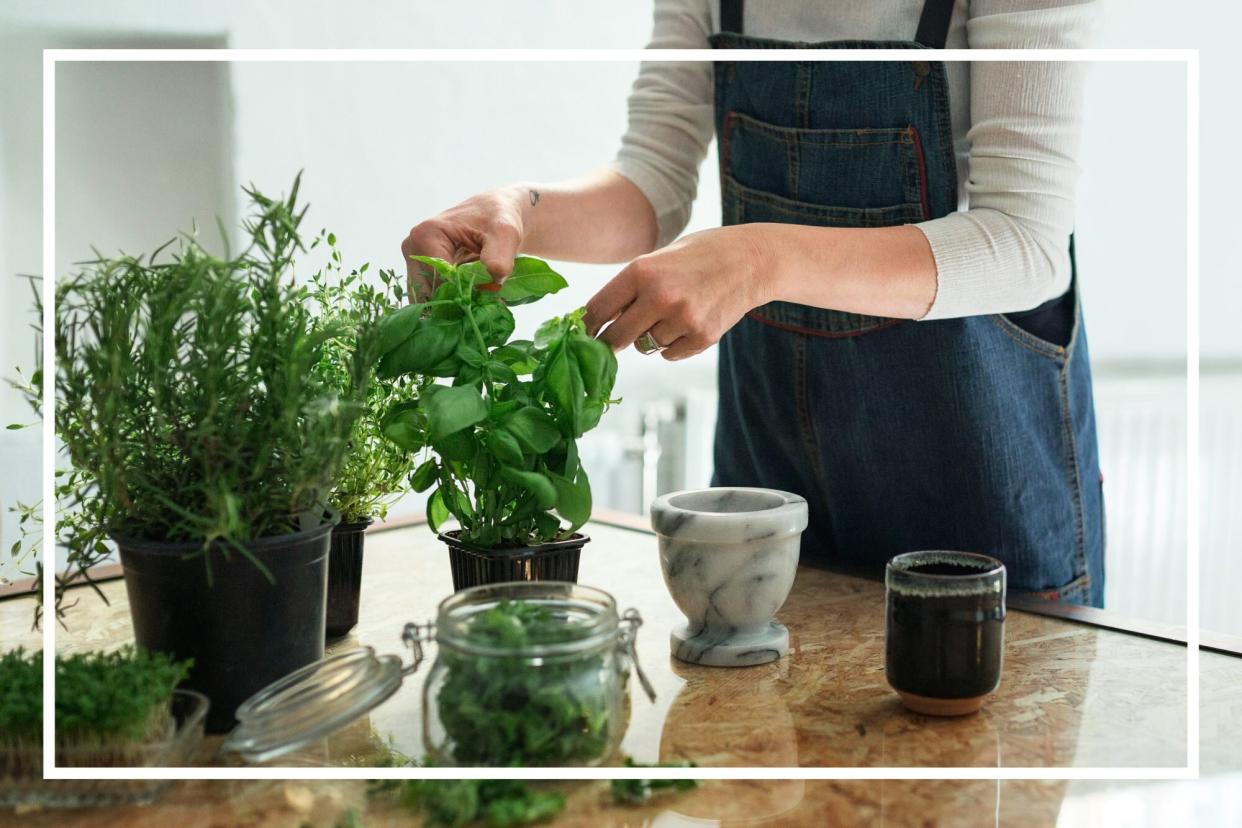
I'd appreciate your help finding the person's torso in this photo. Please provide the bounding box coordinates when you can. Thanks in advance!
[706,0,971,209]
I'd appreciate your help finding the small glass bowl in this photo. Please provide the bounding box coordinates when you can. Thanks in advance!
[0,688,208,808]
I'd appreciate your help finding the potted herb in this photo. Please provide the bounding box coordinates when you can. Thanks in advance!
[0,647,202,799]
[308,240,420,640]
[374,255,618,589]
[0,649,41,783]
[54,175,370,731]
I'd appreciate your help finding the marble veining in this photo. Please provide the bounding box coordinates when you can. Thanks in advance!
[651,488,808,667]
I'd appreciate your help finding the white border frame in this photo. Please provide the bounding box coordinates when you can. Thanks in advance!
[40,47,1200,782]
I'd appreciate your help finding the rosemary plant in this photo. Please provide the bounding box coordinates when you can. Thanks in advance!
[53,174,369,586]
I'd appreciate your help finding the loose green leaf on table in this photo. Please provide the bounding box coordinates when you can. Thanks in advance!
[382,778,565,828]
[611,757,700,805]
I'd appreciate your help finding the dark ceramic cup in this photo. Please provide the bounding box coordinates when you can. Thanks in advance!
[885,550,1006,716]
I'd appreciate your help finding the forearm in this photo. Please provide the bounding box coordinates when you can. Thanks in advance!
[515,169,659,265]
[758,223,938,320]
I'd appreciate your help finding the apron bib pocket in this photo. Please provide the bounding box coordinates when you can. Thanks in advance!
[722,112,930,216]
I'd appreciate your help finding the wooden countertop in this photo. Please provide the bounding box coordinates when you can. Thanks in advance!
[4,513,1235,826]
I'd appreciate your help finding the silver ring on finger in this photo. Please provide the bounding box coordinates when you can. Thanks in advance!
[636,331,667,355]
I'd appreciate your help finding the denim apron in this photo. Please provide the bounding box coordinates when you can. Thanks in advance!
[709,0,1105,605]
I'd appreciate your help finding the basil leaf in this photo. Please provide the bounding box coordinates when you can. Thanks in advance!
[374,303,424,355]
[549,467,591,531]
[380,401,425,451]
[409,255,456,282]
[456,260,493,286]
[434,428,476,462]
[532,511,562,538]
[485,360,518,386]
[427,486,450,532]
[500,467,557,510]
[499,257,569,306]
[570,333,617,401]
[491,344,537,374]
[533,317,563,350]
[410,459,438,492]
[424,385,488,442]
[474,300,516,347]
[378,318,460,378]
[502,406,560,454]
[487,428,524,466]
[456,342,485,368]
[543,342,585,436]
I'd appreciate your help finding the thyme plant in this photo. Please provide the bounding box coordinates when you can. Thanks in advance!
[308,236,421,524]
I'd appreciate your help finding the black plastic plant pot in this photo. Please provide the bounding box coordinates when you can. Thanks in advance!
[325,518,373,641]
[115,522,333,734]
[439,530,589,592]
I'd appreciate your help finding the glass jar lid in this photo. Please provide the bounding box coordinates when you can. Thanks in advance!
[219,645,415,764]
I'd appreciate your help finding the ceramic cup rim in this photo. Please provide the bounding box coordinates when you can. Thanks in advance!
[649,487,809,544]
[887,550,1005,581]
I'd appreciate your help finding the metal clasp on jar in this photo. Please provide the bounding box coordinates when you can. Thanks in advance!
[401,621,436,676]
[618,608,657,703]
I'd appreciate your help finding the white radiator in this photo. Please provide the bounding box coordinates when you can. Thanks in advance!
[1093,371,1188,627]
[1200,370,1242,636]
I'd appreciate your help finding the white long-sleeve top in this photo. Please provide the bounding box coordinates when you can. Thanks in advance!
[609,0,1095,320]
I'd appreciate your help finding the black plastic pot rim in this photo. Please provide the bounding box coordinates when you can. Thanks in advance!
[438,529,589,559]
[333,517,376,535]
[111,518,339,556]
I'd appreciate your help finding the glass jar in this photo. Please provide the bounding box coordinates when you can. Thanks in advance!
[220,581,653,767]
[405,581,652,767]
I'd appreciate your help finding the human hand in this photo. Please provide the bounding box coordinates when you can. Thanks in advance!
[400,184,533,299]
[583,225,775,360]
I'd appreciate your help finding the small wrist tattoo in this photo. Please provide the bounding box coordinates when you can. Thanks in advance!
[529,189,540,207]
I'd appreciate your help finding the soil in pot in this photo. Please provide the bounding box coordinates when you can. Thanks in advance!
[439,530,588,592]
[115,522,332,734]
[325,519,373,640]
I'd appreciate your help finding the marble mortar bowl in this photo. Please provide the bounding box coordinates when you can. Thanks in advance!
[650,487,808,667]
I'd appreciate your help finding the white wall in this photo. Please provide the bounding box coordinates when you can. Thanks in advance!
[1091,0,1241,361]
[56,59,234,277]
[1075,61,1187,363]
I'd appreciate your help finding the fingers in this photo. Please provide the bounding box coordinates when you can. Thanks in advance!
[402,221,456,301]
[479,220,521,281]
[583,268,639,338]
[647,318,686,351]
[597,292,663,352]
[660,335,708,361]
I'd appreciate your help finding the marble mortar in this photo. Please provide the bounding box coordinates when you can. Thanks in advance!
[650,487,808,667]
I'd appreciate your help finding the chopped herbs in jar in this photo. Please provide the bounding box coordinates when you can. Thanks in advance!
[433,599,614,766]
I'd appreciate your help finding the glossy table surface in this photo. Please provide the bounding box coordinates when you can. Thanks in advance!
[4,515,1236,826]
[11,517,1201,768]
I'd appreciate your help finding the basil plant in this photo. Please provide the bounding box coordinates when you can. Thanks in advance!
[374,256,618,548]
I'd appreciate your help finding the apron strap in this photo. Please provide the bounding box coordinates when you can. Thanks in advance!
[914,0,956,48]
[720,0,744,35]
